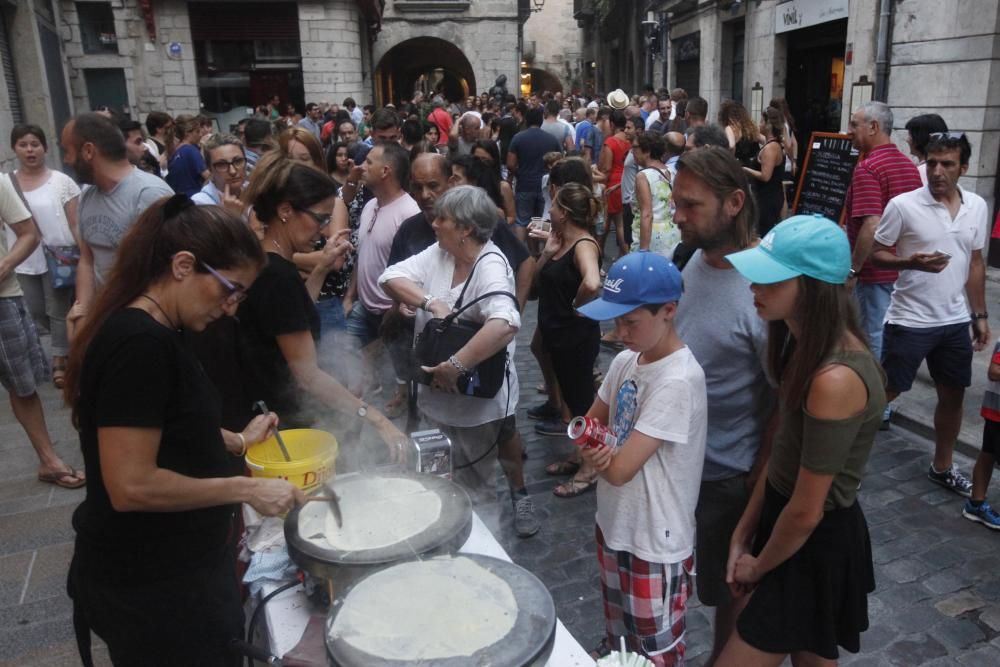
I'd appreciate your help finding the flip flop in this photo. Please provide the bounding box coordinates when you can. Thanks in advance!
[553,474,597,498]
[38,468,86,489]
[544,460,581,476]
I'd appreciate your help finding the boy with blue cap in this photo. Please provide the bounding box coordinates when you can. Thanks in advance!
[576,250,707,665]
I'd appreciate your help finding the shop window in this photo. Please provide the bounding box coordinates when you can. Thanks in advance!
[76,2,117,55]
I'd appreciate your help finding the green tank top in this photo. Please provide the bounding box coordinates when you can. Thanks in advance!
[767,349,887,510]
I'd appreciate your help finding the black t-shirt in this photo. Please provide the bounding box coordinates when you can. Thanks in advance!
[509,127,562,192]
[537,237,602,340]
[387,211,530,272]
[72,308,235,580]
[236,252,320,427]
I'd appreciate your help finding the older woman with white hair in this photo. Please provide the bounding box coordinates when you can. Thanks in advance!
[380,185,527,508]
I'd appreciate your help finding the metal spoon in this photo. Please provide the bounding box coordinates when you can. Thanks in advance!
[253,400,291,462]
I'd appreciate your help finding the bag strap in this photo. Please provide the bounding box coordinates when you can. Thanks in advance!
[647,165,672,186]
[444,290,519,324]
[453,250,510,310]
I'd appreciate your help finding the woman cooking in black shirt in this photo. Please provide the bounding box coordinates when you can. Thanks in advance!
[238,151,407,458]
[64,195,306,666]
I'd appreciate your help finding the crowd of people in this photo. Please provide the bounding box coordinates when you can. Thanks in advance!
[0,84,992,666]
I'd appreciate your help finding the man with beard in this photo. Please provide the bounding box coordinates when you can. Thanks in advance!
[385,152,539,537]
[62,113,173,331]
[671,146,776,666]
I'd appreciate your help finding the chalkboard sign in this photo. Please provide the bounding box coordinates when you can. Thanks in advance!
[792,132,861,225]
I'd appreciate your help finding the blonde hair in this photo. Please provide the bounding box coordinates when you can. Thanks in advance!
[278,127,325,171]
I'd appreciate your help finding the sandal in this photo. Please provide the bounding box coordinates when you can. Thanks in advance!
[553,473,597,498]
[589,638,613,660]
[544,460,581,476]
[38,468,86,489]
[52,356,67,389]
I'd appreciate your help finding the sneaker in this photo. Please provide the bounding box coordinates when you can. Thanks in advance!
[526,402,560,421]
[927,465,973,497]
[962,500,1000,530]
[534,418,569,436]
[514,496,540,538]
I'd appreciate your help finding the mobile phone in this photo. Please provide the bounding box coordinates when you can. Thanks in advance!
[933,249,952,259]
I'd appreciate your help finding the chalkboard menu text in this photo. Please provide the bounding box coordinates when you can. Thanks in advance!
[792,132,861,225]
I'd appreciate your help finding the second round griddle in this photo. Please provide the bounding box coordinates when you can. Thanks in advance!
[284,471,473,583]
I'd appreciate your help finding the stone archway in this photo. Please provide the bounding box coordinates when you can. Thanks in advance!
[528,68,562,94]
[374,37,477,107]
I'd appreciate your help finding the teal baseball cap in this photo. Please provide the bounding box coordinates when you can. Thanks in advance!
[726,214,851,285]
[577,250,683,321]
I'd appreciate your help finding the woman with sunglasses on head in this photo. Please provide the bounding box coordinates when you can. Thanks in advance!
[238,151,406,457]
[64,195,306,666]
[719,215,884,666]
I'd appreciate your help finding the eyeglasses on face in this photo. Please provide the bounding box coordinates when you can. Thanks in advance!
[211,157,247,173]
[294,206,332,228]
[200,261,249,305]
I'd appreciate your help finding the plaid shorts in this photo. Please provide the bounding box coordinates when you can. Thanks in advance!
[596,525,694,666]
[0,297,48,397]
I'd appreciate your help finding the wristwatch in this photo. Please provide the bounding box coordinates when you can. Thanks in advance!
[419,294,434,311]
[971,312,989,321]
[357,402,369,418]
[847,268,858,279]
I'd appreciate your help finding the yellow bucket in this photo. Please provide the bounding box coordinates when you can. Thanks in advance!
[245,429,338,493]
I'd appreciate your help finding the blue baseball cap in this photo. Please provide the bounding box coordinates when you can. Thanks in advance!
[577,251,683,321]
[726,214,851,285]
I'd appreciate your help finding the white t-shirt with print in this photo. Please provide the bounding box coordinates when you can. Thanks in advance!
[595,346,707,563]
[875,184,988,328]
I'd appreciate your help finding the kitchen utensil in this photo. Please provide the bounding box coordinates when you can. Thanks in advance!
[254,400,291,462]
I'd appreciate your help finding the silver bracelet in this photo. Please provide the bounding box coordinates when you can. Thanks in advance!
[448,355,469,374]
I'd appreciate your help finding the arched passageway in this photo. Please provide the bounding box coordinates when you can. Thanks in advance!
[375,37,476,106]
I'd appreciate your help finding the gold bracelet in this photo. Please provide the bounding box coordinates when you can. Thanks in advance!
[236,432,247,457]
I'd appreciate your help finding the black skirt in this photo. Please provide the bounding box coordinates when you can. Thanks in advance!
[737,482,876,660]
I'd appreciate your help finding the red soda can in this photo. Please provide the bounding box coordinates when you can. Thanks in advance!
[567,416,618,449]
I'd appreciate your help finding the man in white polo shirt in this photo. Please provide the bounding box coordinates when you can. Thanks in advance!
[872,132,989,497]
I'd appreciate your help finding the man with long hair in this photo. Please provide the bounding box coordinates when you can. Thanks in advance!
[671,146,775,666]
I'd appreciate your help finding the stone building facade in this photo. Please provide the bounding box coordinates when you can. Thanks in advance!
[522,0,584,94]
[650,0,1000,206]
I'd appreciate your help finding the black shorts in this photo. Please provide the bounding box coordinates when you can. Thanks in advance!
[882,322,972,393]
[983,419,1000,457]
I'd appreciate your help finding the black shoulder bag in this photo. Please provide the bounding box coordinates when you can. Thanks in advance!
[414,251,518,399]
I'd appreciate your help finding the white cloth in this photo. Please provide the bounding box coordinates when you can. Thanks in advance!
[644,110,661,131]
[191,181,222,206]
[6,171,79,275]
[595,347,707,563]
[875,185,989,328]
[379,241,520,427]
[917,161,928,186]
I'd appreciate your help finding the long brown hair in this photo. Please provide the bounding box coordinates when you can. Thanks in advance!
[277,127,325,171]
[63,196,266,424]
[717,100,758,143]
[675,147,757,250]
[768,276,868,410]
[762,107,785,143]
[553,182,599,233]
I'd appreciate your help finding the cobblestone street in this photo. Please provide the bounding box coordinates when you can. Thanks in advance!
[1,301,999,665]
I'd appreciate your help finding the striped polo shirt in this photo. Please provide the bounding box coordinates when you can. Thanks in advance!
[982,341,1000,422]
[845,143,922,284]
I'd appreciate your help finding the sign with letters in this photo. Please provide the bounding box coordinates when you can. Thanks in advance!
[792,132,861,225]
[775,0,849,34]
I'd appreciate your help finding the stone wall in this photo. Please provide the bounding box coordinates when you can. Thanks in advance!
[523,0,582,93]
[299,1,369,105]
[376,0,520,97]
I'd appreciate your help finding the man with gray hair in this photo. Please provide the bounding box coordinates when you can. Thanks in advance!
[845,100,922,430]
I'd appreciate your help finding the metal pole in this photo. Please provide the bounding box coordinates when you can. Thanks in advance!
[874,0,892,102]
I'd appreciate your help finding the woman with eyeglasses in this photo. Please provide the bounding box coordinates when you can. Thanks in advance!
[64,195,306,666]
[238,151,406,455]
[191,133,247,216]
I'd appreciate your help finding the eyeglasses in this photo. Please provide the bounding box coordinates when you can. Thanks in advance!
[294,206,332,229]
[211,157,247,173]
[930,132,966,141]
[200,261,249,305]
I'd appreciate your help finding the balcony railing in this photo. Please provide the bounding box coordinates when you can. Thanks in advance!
[80,20,118,54]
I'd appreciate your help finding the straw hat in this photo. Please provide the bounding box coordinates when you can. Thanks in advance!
[606,88,629,110]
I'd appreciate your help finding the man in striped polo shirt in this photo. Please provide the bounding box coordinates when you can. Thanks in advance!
[845,101,922,427]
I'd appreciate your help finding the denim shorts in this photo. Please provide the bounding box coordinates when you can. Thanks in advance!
[345,301,384,348]
[514,190,545,227]
[882,322,973,392]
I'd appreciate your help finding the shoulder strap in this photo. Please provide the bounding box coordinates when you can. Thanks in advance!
[453,250,509,310]
[571,236,603,266]
[7,172,29,208]
[648,166,672,186]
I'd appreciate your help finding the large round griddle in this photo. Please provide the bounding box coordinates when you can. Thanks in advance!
[284,471,473,585]
[325,554,556,667]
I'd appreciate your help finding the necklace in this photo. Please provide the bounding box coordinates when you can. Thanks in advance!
[271,238,283,254]
[139,294,179,330]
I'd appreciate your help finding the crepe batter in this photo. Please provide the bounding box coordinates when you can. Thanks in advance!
[329,556,518,660]
[298,476,443,552]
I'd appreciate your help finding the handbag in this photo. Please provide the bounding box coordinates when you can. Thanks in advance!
[43,244,80,289]
[414,251,518,399]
